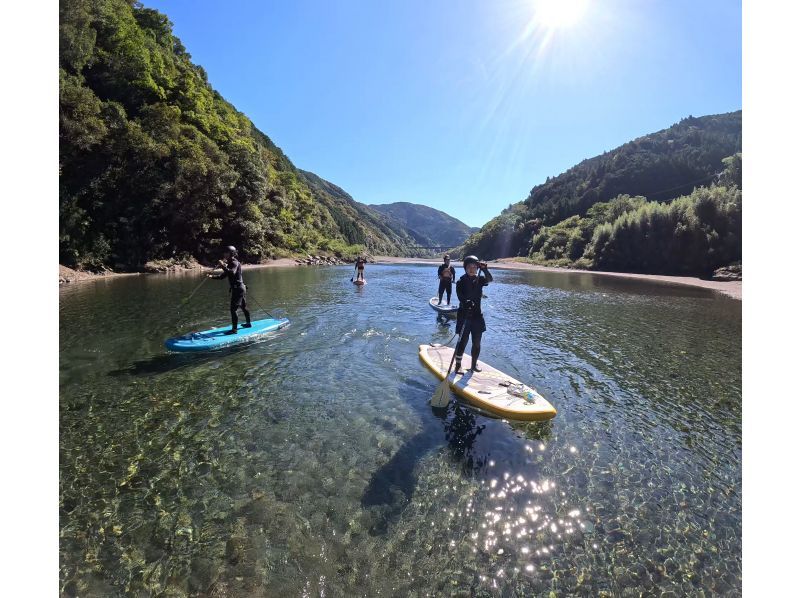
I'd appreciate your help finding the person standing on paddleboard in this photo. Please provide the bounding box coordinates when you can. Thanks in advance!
[355,256,366,281]
[454,255,493,373]
[437,254,456,305]
[208,246,251,335]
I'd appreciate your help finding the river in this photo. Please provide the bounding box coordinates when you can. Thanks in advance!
[59,264,741,596]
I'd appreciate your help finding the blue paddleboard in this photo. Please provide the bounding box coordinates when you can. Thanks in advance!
[164,317,290,352]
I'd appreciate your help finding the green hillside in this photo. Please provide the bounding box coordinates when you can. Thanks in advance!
[368,202,479,249]
[297,171,425,255]
[458,112,742,274]
[526,153,741,275]
[59,0,415,268]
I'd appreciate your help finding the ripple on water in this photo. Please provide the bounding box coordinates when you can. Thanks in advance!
[59,265,741,595]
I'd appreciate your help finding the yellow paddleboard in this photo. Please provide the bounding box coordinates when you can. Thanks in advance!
[418,344,557,421]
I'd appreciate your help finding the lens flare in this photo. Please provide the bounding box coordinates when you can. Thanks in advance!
[533,0,589,29]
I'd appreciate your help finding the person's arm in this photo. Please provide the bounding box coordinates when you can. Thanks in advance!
[217,259,236,274]
[480,263,493,284]
[456,278,466,303]
[209,260,233,279]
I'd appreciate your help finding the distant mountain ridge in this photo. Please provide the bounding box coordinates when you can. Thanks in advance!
[297,171,425,254]
[368,202,479,249]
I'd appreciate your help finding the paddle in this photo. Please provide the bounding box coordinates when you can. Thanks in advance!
[431,326,465,408]
[203,265,279,320]
[350,264,357,282]
[179,273,211,307]
[172,270,213,332]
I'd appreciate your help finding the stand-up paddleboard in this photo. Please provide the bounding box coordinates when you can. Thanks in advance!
[429,297,458,318]
[353,279,366,286]
[418,344,556,421]
[165,317,290,352]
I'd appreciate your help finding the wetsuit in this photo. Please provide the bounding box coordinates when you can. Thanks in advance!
[437,263,456,304]
[455,267,493,371]
[212,258,251,329]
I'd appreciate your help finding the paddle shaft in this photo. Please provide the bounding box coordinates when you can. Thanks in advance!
[431,324,466,407]
[444,325,466,378]
[180,274,210,306]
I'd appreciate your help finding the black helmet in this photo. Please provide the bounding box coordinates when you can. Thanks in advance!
[463,255,480,268]
[224,245,238,256]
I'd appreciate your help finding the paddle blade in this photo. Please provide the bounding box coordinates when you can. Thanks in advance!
[430,378,451,408]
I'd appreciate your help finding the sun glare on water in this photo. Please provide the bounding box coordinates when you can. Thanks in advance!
[533,0,589,29]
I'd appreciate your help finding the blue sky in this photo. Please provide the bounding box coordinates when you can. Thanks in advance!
[145,0,741,227]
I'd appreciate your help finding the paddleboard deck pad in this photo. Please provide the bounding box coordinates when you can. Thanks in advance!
[419,344,556,421]
[165,317,289,352]
[429,296,458,317]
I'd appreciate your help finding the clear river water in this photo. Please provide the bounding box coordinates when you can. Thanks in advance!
[59,264,741,596]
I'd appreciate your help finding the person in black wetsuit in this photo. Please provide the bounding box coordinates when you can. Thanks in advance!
[454,255,493,373]
[208,246,251,334]
[354,256,366,281]
[436,254,456,305]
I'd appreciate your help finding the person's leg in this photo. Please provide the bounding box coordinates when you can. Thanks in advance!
[470,328,483,371]
[227,289,242,333]
[241,293,251,327]
[455,321,472,374]
[437,280,446,303]
[445,283,452,305]
[228,305,239,333]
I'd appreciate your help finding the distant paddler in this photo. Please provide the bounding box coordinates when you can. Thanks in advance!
[208,245,251,335]
[454,255,493,373]
[354,256,366,282]
[436,254,456,305]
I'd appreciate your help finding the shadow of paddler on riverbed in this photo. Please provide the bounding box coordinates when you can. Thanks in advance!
[360,402,496,535]
[361,376,555,535]
[107,343,253,377]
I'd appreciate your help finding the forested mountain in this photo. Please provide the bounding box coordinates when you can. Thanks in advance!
[368,202,479,249]
[523,153,741,275]
[59,0,416,268]
[459,112,742,274]
[297,171,425,254]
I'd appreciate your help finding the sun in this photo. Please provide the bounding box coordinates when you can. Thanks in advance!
[533,0,589,29]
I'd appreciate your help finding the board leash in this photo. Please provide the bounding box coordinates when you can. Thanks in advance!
[246,290,278,320]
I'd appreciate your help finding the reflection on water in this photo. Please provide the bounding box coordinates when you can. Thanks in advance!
[60,265,741,595]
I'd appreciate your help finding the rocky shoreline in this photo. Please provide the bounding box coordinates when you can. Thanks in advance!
[59,261,203,284]
[59,254,357,285]
[711,264,742,281]
[293,254,350,266]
